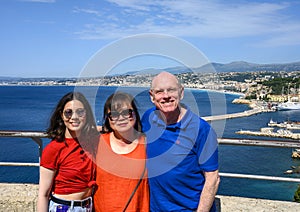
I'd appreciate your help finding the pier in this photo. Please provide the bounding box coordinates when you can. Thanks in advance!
[236,129,300,140]
[268,119,300,130]
[203,107,272,121]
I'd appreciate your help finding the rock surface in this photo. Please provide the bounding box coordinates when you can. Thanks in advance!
[1,183,300,212]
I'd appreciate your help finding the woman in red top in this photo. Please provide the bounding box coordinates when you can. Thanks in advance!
[37,92,99,212]
[94,92,149,212]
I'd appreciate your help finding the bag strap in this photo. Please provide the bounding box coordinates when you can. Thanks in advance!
[122,137,147,212]
[122,163,146,212]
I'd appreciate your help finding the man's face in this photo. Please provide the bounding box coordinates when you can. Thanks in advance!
[150,73,183,114]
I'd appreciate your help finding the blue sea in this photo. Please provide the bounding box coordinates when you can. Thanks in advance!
[1,86,300,202]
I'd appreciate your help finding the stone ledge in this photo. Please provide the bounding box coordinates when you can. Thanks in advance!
[0,183,38,212]
[216,195,300,212]
[1,183,300,212]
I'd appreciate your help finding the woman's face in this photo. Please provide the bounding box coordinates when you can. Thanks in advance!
[61,100,87,138]
[107,103,136,134]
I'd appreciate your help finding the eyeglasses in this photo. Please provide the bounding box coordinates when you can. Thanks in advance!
[107,109,134,121]
[63,108,86,119]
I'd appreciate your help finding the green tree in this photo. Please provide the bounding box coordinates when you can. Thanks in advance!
[262,77,300,95]
[294,184,300,202]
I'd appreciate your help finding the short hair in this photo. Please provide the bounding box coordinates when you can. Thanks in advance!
[101,91,142,133]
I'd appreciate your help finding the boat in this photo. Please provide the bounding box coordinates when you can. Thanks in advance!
[268,119,277,126]
[292,149,300,159]
[284,166,300,174]
[268,119,300,130]
[276,101,300,111]
[276,85,300,110]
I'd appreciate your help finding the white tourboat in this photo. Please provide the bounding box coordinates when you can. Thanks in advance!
[276,101,300,111]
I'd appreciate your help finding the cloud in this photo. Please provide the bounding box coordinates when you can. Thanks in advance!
[20,0,56,2]
[73,0,300,47]
[255,31,300,47]
[72,7,102,16]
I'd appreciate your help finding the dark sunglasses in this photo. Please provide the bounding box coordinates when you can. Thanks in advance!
[107,109,134,121]
[63,108,86,119]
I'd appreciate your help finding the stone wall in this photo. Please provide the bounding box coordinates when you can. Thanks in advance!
[0,183,38,212]
[1,183,300,212]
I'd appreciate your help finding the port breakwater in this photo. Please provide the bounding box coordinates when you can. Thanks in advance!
[236,129,300,140]
[203,107,271,121]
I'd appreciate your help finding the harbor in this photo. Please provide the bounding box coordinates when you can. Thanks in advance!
[230,98,300,140]
[268,119,300,130]
[236,128,300,140]
[236,118,300,140]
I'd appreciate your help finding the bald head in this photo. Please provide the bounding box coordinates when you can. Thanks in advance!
[149,71,184,123]
[151,71,181,90]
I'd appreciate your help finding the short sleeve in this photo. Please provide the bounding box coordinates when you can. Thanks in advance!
[40,140,62,170]
[197,122,219,171]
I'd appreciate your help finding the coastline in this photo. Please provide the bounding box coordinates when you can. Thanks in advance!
[187,88,245,97]
[0,83,246,98]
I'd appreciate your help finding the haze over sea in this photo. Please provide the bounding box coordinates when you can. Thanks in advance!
[1,86,300,201]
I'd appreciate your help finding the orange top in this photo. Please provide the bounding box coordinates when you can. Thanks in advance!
[93,133,149,212]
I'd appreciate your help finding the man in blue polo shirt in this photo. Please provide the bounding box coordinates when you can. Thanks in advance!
[142,71,220,211]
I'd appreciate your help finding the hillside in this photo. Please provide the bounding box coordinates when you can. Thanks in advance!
[134,61,300,75]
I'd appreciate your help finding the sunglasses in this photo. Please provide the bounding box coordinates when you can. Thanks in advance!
[107,109,134,121]
[63,108,86,119]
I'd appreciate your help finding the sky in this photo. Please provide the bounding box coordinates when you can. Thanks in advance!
[0,0,300,78]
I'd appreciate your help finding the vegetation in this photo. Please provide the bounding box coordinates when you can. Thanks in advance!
[294,185,300,202]
[220,72,254,82]
[262,77,300,95]
[245,93,257,100]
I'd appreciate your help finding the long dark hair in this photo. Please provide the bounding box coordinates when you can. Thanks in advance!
[101,91,142,133]
[47,92,99,142]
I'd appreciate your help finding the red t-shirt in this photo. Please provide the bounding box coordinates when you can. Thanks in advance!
[93,133,149,212]
[40,138,95,194]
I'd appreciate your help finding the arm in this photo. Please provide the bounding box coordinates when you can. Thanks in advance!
[37,166,56,212]
[196,170,220,212]
[97,125,102,132]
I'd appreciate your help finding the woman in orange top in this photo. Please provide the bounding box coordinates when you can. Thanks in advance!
[94,91,149,212]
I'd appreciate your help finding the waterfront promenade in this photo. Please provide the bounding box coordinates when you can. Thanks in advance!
[1,183,300,212]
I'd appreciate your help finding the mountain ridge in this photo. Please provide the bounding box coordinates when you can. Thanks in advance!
[134,61,300,75]
[1,61,300,79]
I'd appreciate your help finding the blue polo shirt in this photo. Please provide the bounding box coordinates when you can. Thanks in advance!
[142,106,218,211]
